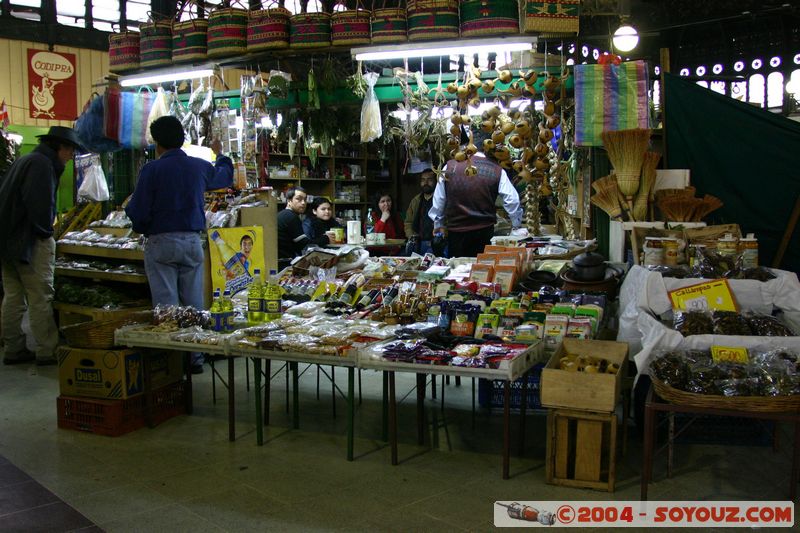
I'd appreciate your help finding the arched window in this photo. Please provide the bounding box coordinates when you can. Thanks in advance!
[696,81,709,88]
[652,80,660,112]
[748,74,765,106]
[767,71,784,108]
[731,81,747,101]
[286,1,324,14]
[710,81,726,95]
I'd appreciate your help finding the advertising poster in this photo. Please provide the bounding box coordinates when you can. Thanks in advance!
[27,49,77,120]
[208,227,264,296]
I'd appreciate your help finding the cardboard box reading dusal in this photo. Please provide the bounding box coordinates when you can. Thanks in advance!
[57,347,183,399]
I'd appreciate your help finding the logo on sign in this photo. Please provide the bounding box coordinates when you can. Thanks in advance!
[27,49,77,121]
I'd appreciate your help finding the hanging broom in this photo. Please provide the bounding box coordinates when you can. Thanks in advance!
[601,128,651,214]
[633,151,661,221]
[692,194,724,221]
[590,174,624,220]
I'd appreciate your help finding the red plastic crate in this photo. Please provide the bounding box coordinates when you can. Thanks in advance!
[57,380,188,436]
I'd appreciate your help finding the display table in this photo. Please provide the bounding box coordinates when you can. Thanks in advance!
[358,342,543,479]
[641,384,800,500]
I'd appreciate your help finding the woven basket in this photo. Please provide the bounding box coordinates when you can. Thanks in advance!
[60,310,153,350]
[371,7,407,43]
[460,0,519,37]
[290,12,332,48]
[108,32,140,73]
[652,376,800,413]
[139,19,172,68]
[172,19,209,63]
[331,6,371,46]
[208,6,248,58]
[248,6,291,51]
[407,0,459,41]
[524,0,580,34]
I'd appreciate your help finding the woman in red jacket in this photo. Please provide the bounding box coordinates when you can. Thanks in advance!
[366,192,406,255]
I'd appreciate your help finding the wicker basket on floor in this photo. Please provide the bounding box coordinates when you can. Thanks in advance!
[60,310,153,350]
[651,376,800,413]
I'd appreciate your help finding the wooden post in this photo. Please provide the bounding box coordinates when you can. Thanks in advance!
[659,48,670,166]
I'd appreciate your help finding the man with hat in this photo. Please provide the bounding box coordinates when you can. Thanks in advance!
[0,126,82,365]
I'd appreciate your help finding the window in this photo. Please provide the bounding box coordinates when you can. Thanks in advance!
[710,81,726,95]
[126,0,150,25]
[285,1,324,14]
[767,71,784,108]
[696,81,709,88]
[731,81,747,102]
[9,0,41,21]
[177,0,224,21]
[748,74,765,106]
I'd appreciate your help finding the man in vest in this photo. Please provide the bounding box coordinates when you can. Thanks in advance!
[429,146,527,258]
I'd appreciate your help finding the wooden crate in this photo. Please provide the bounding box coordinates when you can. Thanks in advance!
[546,408,617,491]
[540,339,628,412]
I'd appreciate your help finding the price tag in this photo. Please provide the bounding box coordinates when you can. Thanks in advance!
[711,345,749,364]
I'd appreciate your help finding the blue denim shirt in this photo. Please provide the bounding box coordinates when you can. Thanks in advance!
[125,149,233,236]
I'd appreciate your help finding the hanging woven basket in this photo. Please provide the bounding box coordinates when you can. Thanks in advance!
[248,4,292,51]
[289,12,332,49]
[460,0,519,38]
[407,0,459,42]
[523,0,581,35]
[331,3,371,46]
[207,5,248,58]
[371,6,407,43]
[139,17,172,68]
[108,31,140,73]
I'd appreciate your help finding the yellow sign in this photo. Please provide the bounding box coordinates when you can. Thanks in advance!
[208,227,265,296]
[668,279,738,312]
[711,345,749,364]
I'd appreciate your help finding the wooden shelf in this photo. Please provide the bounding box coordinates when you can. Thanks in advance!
[55,267,148,284]
[54,301,150,322]
[57,244,144,261]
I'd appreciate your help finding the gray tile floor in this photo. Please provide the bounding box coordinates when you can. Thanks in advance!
[0,357,796,532]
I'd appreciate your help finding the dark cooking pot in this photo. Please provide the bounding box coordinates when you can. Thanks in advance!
[571,251,607,282]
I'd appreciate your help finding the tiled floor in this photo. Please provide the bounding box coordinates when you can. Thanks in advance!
[0,357,796,532]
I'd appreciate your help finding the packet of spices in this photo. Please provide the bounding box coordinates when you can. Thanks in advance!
[475,313,500,339]
[496,316,522,338]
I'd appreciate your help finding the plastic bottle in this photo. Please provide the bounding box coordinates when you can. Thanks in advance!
[222,289,234,332]
[248,268,264,325]
[740,233,759,268]
[209,230,249,279]
[209,289,224,332]
[263,269,282,322]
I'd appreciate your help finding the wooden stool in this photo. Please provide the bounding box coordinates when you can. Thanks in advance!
[545,408,618,491]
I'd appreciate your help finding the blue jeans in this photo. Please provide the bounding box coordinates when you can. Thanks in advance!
[145,232,204,365]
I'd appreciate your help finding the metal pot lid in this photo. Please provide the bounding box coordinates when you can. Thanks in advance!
[573,251,606,267]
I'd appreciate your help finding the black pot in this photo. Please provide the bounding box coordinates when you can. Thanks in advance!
[571,251,607,282]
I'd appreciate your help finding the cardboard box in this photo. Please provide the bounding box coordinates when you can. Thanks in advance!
[540,339,628,412]
[58,347,183,399]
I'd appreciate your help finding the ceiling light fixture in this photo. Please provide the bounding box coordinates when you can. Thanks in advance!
[612,23,639,52]
[352,36,535,61]
[120,67,215,87]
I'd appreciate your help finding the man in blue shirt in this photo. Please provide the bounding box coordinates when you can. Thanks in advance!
[126,116,233,374]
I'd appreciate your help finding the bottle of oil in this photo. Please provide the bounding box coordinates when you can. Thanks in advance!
[263,270,282,322]
[247,268,264,325]
[222,289,234,332]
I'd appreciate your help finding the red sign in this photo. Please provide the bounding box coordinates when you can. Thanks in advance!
[27,49,77,121]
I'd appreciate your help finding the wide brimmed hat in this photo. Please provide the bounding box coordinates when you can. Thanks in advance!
[36,126,84,150]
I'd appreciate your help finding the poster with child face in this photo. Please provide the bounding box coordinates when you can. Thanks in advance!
[208,227,265,296]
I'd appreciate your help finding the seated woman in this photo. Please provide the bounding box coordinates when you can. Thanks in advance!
[365,192,406,255]
[302,196,342,247]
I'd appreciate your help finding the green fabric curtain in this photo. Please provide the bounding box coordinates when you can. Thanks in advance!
[664,73,800,273]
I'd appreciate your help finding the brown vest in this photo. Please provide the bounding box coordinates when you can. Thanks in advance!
[444,157,502,232]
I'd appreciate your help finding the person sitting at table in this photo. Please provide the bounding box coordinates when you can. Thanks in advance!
[303,196,342,247]
[277,187,309,269]
[365,191,406,256]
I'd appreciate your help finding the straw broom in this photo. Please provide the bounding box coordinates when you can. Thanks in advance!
[590,175,624,220]
[692,194,724,221]
[633,151,661,221]
[601,128,651,213]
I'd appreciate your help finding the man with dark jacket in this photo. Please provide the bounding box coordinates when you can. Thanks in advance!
[404,164,437,255]
[0,126,82,365]
[126,116,232,374]
[277,187,308,268]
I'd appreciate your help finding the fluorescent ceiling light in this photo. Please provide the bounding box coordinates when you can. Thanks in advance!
[120,68,215,87]
[353,36,536,61]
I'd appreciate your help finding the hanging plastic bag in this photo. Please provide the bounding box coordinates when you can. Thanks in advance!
[360,71,381,143]
[76,153,110,202]
[146,87,171,145]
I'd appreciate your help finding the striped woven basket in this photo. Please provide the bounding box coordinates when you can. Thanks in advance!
[331,5,371,46]
[524,0,580,34]
[289,12,332,49]
[172,19,209,63]
[248,6,291,51]
[371,7,407,43]
[208,6,248,58]
[139,19,172,68]
[108,31,140,73]
[407,0,459,42]
[460,0,519,37]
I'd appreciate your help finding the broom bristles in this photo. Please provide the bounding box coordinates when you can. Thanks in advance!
[633,151,661,221]
[591,175,623,219]
[601,129,651,197]
[692,194,724,221]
